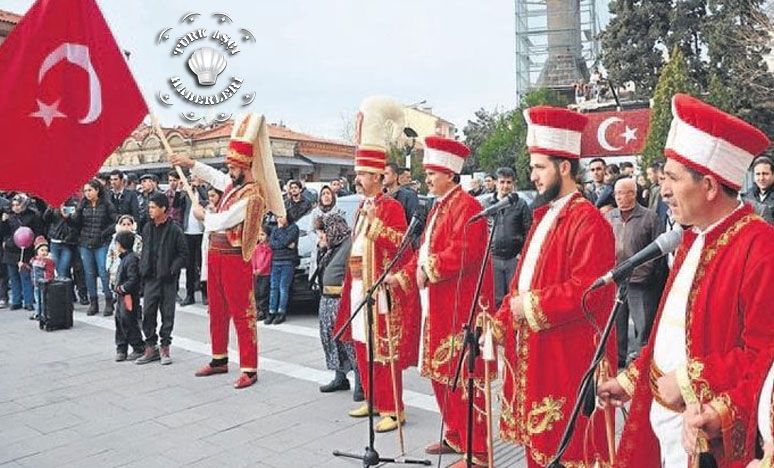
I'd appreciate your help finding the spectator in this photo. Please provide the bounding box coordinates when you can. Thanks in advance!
[646,162,663,210]
[590,68,602,99]
[106,215,143,291]
[66,179,118,316]
[467,177,484,197]
[126,173,138,193]
[199,186,222,306]
[483,174,496,194]
[595,163,621,213]
[285,180,313,222]
[137,173,161,232]
[312,213,359,395]
[384,163,418,223]
[112,231,145,362]
[180,175,208,306]
[165,170,186,226]
[42,196,80,281]
[0,193,8,308]
[136,193,189,365]
[584,157,608,204]
[108,169,140,219]
[267,214,299,325]
[481,167,532,307]
[619,161,635,177]
[26,236,55,320]
[398,168,412,188]
[1,193,44,311]
[574,79,586,104]
[330,178,349,197]
[309,185,345,281]
[251,229,272,321]
[605,178,663,367]
[743,156,774,224]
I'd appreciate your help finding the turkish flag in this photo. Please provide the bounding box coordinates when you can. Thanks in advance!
[581,109,651,158]
[0,0,147,206]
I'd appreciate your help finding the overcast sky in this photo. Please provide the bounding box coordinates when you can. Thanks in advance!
[2,0,610,140]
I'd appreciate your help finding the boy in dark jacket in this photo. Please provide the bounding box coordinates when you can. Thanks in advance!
[267,215,299,325]
[136,194,188,365]
[113,231,145,362]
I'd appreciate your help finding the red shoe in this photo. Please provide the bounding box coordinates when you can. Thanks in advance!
[424,440,459,455]
[194,364,228,377]
[233,373,258,389]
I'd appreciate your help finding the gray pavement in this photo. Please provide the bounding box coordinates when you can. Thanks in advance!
[0,296,535,467]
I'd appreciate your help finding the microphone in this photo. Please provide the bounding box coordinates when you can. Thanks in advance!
[468,193,519,223]
[405,198,433,242]
[589,225,684,291]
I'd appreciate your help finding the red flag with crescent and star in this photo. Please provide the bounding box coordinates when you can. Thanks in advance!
[580,108,650,158]
[0,0,147,206]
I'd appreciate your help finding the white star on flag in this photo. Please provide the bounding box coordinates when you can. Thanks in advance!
[30,99,67,127]
[621,125,638,144]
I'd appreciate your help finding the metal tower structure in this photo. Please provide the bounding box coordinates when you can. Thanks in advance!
[515,0,602,100]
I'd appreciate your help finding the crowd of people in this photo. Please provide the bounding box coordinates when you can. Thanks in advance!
[5,92,774,467]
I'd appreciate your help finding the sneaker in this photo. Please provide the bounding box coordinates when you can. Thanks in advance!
[115,352,127,362]
[160,346,172,365]
[29,313,37,320]
[264,315,275,325]
[0,299,8,309]
[272,314,286,325]
[126,349,145,361]
[24,304,34,311]
[9,304,21,311]
[135,346,160,365]
[180,295,195,306]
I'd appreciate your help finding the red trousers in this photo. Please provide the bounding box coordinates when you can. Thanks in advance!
[431,380,489,464]
[207,250,258,372]
[354,342,403,415]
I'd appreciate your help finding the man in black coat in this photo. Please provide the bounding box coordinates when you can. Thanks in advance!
[137,173,162,232]
[743,156,774,224]
[481,167,532,307]
[136,193,188,365]
[108,170,140,220]
[383,163,418,223]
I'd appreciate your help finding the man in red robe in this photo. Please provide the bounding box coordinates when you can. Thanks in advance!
[334,96,420,433]
[598,94,774,467]
[389,136,495,467]
[171,114,285,389]
[492,106,616,468]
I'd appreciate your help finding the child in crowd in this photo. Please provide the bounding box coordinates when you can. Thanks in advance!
[23,236,55,320]
[106,215,143,291]
[251,228,272,321]
[199,187,224,303]
[267,215,298,325]
[112,231,145,362]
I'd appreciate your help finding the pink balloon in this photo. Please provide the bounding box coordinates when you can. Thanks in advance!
[13,227,34,249]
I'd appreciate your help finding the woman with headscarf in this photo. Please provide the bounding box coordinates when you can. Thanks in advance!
[0,193,44,311]
[314,213,362,398]
[308,185,346,283]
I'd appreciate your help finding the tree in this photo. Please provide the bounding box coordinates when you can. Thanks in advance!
[641,47,698,168]
[461,108,501,174]
[600,0,671,97]
[667,0,708,87]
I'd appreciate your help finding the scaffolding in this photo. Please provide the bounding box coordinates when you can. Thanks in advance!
[515,0,602,101]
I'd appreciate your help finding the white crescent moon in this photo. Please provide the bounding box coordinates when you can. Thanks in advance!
[597,117,623,152]
[39,43,102,124]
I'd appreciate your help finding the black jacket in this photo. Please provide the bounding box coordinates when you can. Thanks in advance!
[109,189,140,220]
[140,217,188,281]
[285,197,312,223]
[137,189,162,232]
[269,223,299,264]
[388,185,419,224]
[68,198,117,248]
[743,187,774,225]
[0,208,44,264]
[42,201,79,245]
[115,251,141,311]
[481,192,533,259]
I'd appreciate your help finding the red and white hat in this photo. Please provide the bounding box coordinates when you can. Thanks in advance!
[422,136,470,174]
[523,106,588,159]
[354,96,405,174]
[665,94,770,191]
[226,114,262,170]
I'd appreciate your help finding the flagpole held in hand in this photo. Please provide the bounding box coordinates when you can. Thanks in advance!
[149,113,197,203]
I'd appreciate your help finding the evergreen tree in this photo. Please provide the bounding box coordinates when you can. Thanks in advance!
[668,0,708,87]
[600,0,671,97]
[641,48,698,168]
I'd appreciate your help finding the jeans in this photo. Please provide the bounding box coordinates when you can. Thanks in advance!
[269,262,294,315]
[34,284,44,319]
[49,242,73,278]
[6,263,33,307]
[492,255,518,308]
[79,245,112,301]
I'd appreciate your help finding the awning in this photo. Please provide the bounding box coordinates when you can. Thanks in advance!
[101,155,313,173]
[300,154,354,166]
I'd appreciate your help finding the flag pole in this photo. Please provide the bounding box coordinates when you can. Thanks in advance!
[148,113,197,203]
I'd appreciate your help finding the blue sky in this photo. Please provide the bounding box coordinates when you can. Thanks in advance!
[1,0,610,140]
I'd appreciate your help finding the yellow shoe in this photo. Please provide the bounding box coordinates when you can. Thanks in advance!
[348,404,371,418]
[375,414,406,433]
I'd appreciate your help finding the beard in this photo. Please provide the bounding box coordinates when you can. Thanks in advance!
[231,170,246,186]
[532,173,562,209]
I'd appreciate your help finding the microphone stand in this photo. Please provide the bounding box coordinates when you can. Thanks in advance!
[545,280,630,468]
[333,226,431,467]
[448,211,500,468]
